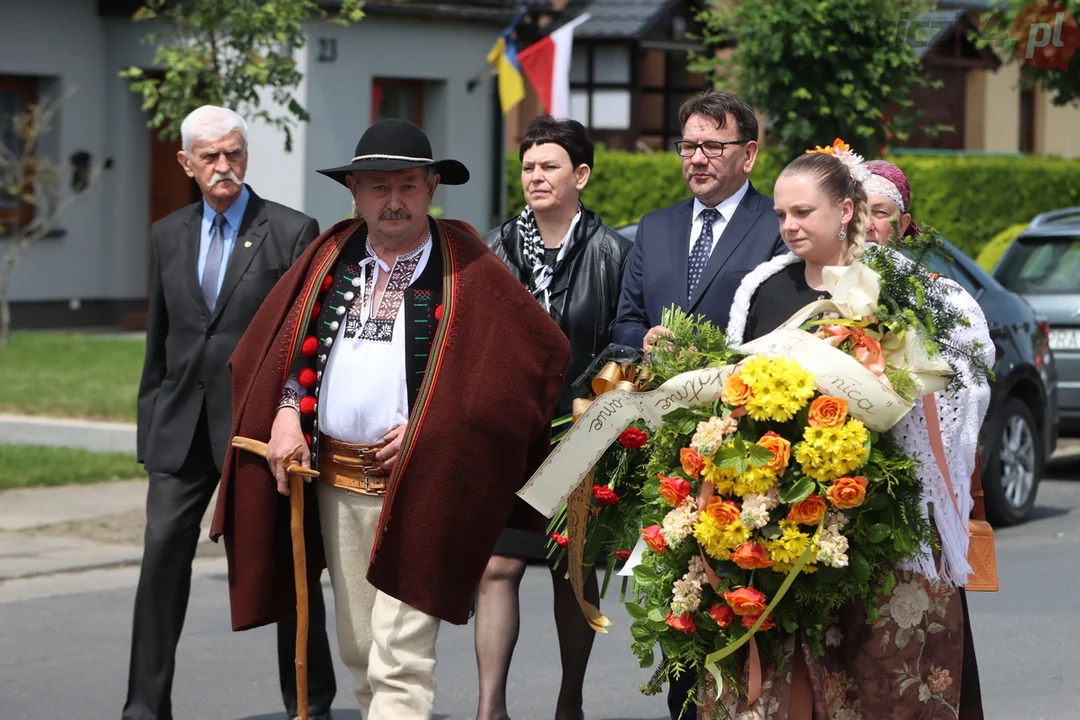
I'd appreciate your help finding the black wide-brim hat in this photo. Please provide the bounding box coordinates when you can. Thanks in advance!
[316,118,470,186]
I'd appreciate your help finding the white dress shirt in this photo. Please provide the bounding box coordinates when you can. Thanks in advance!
[688,179,750,256]
[285,234,433,446]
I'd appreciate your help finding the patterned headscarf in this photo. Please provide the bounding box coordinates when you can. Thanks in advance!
[863,160,921,237]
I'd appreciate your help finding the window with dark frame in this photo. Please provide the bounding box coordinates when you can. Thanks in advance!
[569,42,709,152]
[371,78,425,128]
[0,75,37,228]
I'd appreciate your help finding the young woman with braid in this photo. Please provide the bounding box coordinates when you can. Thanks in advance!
[720,149,992,719]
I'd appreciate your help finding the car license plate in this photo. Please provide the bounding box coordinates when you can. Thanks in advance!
[1049,328,1080,350]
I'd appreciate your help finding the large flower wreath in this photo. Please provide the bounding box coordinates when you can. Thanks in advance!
[535,221,989,716]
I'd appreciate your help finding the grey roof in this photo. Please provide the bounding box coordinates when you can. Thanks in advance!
[572,0,675,39]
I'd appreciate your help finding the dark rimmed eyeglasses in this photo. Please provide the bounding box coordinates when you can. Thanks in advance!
[674,139,751,158]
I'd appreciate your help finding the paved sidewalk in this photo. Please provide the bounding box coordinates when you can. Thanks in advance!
[0,479,220,582]
[0,413,136,454]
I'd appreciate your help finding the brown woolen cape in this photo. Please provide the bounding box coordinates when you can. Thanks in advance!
[210,217,570,629]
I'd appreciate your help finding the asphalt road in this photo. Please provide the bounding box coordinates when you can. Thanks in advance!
[2,453,1079,720]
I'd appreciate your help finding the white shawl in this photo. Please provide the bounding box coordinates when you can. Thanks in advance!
[725,251,994,587]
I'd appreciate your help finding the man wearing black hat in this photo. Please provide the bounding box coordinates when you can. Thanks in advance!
[211,119,571,719]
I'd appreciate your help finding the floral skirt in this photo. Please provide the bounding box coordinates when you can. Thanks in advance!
[711,571,982,720]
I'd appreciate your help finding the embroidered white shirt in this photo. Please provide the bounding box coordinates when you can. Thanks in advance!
[284,234,433,445]
[688,179,750,257]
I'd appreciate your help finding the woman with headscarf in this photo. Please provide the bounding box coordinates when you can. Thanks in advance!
[476,114,632,720]
[720,147,992,719]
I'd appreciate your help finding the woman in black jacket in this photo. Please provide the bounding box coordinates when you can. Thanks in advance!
[476,115,632,720]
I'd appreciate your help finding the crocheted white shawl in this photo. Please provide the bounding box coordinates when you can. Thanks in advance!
[725,251,994,587]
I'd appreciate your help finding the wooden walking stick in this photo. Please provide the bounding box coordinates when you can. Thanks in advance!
[231,436,320,720]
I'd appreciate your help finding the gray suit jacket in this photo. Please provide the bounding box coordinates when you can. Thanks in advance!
[136,186,319,473]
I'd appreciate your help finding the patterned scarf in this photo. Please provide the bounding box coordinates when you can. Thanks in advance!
[517,204,578,313]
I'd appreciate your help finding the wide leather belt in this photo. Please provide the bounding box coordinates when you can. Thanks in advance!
[318,434,389,497]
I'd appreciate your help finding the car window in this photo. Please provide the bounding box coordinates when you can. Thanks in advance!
[898,248,981,297]
[996,235,1080,294]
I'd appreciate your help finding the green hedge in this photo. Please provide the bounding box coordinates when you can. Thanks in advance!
[504,148,1080,257]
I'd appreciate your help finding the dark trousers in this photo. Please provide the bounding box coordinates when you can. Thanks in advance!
[668,667,697,720]
[122,409,336,720]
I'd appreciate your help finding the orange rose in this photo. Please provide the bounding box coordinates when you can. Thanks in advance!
[703,497,742,527]
[709,603,734,628]
[731,541,773,570]
[658,475,692,507]
[722,373,752,406]
[642,525,667,554]
[787,494,827,526]
[680,447,705,479]
[757,431,792,475]
[665,611,696,633]
[741,613,776,631]
[826,476,869,510]
[723,587,768,616]
[808,396,849,428]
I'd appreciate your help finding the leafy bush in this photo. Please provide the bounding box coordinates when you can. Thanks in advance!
[976,223,1029,272]
[505,148,1080,257]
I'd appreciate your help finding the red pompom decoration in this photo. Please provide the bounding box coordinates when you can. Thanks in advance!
[320,273,333,293]
[311,300,321,317]
[298,367,318,388]
[434,303,444,322]
[300,336,318,357]
[299,396,317,416]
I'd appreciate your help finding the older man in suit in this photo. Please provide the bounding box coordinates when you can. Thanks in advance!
[124,105,335,720]
[611,90,785,354]
[611,90,784,719]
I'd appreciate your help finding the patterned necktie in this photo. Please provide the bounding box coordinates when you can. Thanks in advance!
[688,208,721,298]
[201,213,227,312]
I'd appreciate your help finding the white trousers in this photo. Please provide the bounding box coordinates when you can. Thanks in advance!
[317,484,441,719]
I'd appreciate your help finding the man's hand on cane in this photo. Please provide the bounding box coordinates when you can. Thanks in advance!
[267,408,312,496]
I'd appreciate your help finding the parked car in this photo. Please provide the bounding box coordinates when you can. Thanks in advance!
[615,223,1058,525]
[991,208,1080,437]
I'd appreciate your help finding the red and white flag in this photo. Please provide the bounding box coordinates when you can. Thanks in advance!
[517,13,592,119]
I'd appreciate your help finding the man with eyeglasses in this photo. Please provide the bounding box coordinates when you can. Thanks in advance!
[611,90,784,357]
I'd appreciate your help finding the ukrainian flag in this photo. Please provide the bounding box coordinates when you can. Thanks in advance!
[486,12,527,115]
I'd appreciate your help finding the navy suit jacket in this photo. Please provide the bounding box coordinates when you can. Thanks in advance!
[610,183,785,350]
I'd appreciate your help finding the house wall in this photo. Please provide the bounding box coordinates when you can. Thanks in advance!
[0,0,110,307]
[0,4,503,327]
[1035,87,1080,159]
[965,64,1021,153]
[301,16,502,233]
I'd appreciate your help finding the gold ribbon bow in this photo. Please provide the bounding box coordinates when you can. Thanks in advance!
[564,361,652,632]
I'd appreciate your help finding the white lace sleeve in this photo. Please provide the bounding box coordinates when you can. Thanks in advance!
[893,278,995,586]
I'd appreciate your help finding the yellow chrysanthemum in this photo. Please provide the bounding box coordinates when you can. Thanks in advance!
[738,356,816,422]
[766,519,818,572]
[702,457,738,495]
[693,512,750,560]
[795,419,870,482]
[733,465,777,497]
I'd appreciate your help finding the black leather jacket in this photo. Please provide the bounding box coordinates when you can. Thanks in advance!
[485,206,632,416]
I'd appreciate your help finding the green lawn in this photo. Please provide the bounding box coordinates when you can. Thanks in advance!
[0,444,145,491]
[0,331,144,422]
